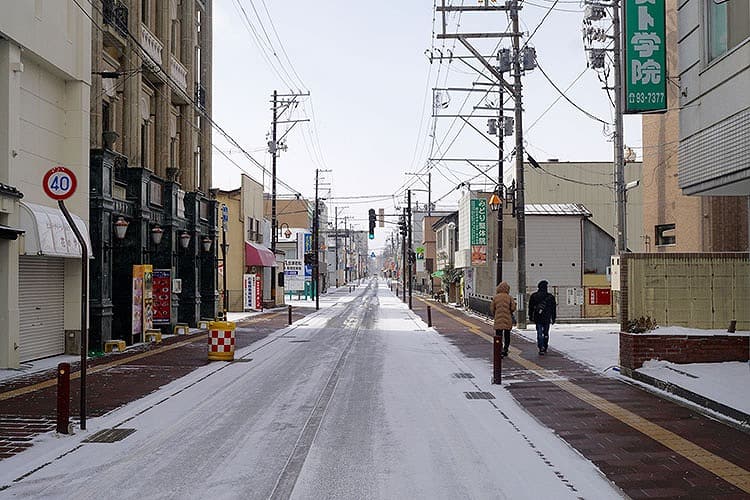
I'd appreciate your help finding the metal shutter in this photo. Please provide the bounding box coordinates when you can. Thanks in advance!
[19,256,65,362]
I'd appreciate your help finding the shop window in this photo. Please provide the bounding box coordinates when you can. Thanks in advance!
[655,223,676,246]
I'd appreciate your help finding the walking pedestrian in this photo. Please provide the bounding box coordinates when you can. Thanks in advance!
[489,281,516,357]
[529,280,556,355]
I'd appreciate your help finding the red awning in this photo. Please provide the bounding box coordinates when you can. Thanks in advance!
[245,241,276,267]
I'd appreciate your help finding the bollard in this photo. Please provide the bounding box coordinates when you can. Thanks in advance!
[427,305,432,327]
[288,304,293,325]
[728,320,737,333]
[492,335,502,385]
[56,363,71,434]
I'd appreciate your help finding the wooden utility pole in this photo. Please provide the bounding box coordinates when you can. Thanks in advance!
[268,91,309,303]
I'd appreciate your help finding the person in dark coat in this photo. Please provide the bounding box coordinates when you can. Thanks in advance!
[489,281,516,357]
[528,280,556,355]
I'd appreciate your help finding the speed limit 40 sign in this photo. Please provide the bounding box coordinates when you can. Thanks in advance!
[43,166,77,200]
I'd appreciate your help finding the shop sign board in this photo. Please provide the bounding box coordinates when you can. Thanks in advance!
[152,269,171,325]
[470,199,488,266]
[624,0,667,112]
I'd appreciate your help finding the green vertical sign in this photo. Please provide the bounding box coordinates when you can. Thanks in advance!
[624,0,667,113]
[470,199,487,245]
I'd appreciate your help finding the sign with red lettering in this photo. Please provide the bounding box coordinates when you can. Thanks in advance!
[588,288,611,305]
[152,269,171,325]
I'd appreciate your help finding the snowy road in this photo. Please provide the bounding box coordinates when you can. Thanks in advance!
[0,279,621,499]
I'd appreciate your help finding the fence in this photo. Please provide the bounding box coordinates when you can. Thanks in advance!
[621,252,750,330]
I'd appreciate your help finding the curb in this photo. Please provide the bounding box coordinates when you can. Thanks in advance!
[620,367,750,432]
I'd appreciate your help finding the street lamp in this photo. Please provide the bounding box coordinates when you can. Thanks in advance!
[278,222,292,239]
[201,235,213,253]
[179,231,191,250]
[114,217,129,240]
[151,225,164,246]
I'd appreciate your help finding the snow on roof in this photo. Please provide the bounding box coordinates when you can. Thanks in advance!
[525,203,592,217]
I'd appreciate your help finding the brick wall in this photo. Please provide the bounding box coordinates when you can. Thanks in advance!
[620,332,749,370]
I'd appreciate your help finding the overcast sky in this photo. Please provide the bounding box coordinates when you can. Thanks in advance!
[211,1,642,250]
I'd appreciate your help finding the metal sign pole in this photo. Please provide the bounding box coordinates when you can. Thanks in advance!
[58,200,88,430]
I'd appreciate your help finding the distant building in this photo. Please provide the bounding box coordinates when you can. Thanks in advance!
[215,174,272,312]
[523,161,643,251]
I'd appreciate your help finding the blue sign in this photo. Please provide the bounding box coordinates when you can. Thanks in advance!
[221,204,229,223]
[304,233,312,253]
[304,264,312,277]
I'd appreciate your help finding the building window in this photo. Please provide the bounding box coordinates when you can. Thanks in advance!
[102,101,111,132]
[141,123,148,169]
[149,180,163,207]
[171,20,180,56]
[707,0,750,61]
[141,0,149,25]
[655,223,676,246]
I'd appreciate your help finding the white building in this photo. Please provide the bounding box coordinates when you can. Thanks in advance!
[0,2,91,368]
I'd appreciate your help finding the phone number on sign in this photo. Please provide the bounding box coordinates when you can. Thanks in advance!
[628,92,665,105]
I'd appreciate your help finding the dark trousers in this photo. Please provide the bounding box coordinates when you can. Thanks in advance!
[495,329,510,352]
[536,322,550,351]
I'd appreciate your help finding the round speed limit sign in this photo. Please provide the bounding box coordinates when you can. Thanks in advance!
[43,166,78,201]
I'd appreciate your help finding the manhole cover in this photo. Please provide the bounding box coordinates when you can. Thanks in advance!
[464,391,495,400]
[83,428,136,443]
[452,373,475,379]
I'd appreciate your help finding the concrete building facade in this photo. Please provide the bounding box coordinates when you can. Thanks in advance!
[677,0,750,196]
[642,0,748,252]
[0,1,92,368]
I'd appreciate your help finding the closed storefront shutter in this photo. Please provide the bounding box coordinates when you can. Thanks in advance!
[19,256,65,362]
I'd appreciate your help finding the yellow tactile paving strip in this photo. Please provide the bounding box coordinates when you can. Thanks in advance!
[0,311,285,403]
[418,297,750,494]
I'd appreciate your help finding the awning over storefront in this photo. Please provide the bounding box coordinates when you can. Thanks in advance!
[245,241,276,267]
[19,201,91,258]
[0,224,24,240]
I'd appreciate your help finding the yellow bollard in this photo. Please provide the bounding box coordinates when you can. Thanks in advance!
[208,321,236,361]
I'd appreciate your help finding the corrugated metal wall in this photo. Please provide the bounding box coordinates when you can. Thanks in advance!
[626,254,750,329]
[18,256,65,362]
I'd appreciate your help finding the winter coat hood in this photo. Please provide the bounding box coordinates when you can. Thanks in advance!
[496,281,510,294]
[537,280,548,292]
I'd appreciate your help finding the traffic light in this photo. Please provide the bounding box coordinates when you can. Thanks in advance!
[398,216,407,236]
[368,208,376,239]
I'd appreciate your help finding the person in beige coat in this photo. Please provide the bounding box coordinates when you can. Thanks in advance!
[489,281,517,357]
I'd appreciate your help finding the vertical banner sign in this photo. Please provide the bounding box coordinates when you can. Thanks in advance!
[243,274,253,311]
[132,265,152,338]
[143,265,153,333]
[152,269,171,325]
[624,0,666,113]
[470,199,488,266]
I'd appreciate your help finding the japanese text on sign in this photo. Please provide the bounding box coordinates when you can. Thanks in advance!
[470,199,488,246]
[624,0,666,113]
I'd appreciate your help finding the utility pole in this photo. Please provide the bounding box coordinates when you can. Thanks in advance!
[401,210,407,303]
[407,189,413,310]
[433,0,529,327]
[612,0,626,255]
[314,169,320,310]
[511,0,528,328]
[496,79,504,286]
[268,90,310,304]
[334,207,339,287]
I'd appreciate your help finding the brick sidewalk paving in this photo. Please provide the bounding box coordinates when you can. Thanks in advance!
[411,296,750,499]
[0,307,313,460]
